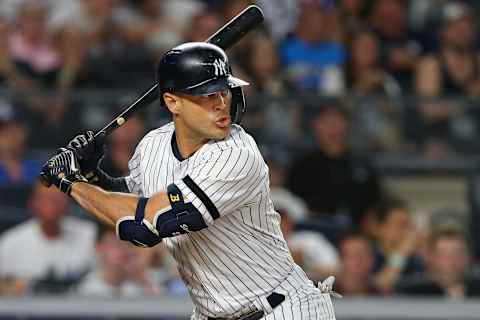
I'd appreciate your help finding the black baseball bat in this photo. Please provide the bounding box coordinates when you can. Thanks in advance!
[94,5,264,139]
[40,5,263,186]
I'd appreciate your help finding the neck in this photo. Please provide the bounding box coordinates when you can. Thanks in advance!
[39,220,61,239]
[319,142,345,158]
[296,25,321,44]
[174,123,208,159]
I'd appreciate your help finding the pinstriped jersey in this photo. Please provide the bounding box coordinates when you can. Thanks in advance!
[125,122,296,318]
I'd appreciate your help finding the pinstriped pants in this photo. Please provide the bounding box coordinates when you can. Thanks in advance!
[262,265,336,320]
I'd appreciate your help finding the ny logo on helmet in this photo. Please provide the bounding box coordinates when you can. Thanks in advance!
[213,59,227,77]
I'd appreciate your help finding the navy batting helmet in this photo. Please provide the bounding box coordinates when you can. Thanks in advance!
[157,42,249,124]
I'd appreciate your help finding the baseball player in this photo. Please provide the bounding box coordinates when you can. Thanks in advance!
[41,42,337,320]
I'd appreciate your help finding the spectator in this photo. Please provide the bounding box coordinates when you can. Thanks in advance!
[267,158,308,222]
[118,0,182,54]
[346,28,403,153]
[280,0,346,95]
[77,226,158,297]
[416,0,479,94]
[339,0,370,38]
[369,0,422,90]
[369,197,425,294]
[414,1,480,156]
[183,10,223,43]
[0,182,96,296]
[100,113,145,177]
[286,103,383,226]
[243,34,302,158]
[0,101,40,185]
[139,245,189,297]
[336,232,378,296]
[57,0,150,89]
[277,208,339,283]
[256,0,298,41]
[347,29,401,96]
[0,1,83,149]
[246,34,291,96]
[397,227,480,298]
[9,1,62,87]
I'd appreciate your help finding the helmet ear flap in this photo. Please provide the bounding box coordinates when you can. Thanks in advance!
[230,87,246,124]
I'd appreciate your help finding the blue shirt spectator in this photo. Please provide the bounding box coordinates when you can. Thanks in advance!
[279,0,346,95]
[281,37,345,92]
[0,101,41,185]
[0,159,41,184]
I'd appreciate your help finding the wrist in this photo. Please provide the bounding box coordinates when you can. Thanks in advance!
[59,173,88,196]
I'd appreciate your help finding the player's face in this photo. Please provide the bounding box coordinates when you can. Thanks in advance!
[177,89,232,140]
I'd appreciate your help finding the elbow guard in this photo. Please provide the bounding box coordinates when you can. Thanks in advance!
[153,183,207,238]
[116,197,162,248]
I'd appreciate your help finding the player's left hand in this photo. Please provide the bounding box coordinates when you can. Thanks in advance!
[67,130,106,181]
[40,148,88,195]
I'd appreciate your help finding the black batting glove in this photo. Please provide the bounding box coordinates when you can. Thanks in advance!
[40,148,88,195]
[67,130,106,183]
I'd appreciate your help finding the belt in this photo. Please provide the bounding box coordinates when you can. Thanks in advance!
[208,292,285,320]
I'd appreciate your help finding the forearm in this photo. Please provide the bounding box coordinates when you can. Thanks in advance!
[70,182,140,227]
[70,182,170,227]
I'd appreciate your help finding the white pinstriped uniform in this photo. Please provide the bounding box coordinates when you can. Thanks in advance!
[125,122,336,320]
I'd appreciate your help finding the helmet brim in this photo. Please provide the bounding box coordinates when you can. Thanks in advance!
[180,76,249,96]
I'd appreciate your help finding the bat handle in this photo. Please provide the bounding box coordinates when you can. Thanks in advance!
[94,130,106,139]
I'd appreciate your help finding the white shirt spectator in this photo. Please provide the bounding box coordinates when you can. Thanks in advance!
[0,216,96,280]
[270,187,308,222]
[288,231,339,276]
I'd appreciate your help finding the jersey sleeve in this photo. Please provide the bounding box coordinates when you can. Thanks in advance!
[124,140,144,196]
[175,146,267,224]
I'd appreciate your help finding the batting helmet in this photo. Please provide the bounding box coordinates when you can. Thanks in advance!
[157,42,249,124]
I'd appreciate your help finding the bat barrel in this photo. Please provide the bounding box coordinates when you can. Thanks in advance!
[207,5,264,49]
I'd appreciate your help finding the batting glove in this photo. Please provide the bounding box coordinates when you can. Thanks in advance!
[67,130,106,182]
[40,148,88,195]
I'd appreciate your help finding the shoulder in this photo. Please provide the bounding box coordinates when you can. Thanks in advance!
[227,124,258,148]
[135,122,174,151]
[194,125,266,174]
[143,122,174,141]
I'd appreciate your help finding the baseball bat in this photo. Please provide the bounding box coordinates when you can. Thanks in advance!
[40,5,264,186]
[95,5,264,139]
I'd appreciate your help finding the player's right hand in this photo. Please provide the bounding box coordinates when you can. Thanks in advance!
[67,130,105,180]
[40,148,88,195]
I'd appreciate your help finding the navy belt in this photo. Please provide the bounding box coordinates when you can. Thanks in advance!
[208,292,285,320]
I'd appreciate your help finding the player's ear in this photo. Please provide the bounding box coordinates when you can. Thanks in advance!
[163,92,180,114]
[163,93,181,115]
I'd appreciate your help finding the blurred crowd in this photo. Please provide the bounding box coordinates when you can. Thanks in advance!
[1,0,480,300]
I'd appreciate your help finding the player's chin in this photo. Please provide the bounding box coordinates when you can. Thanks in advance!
[210,124,231,140]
